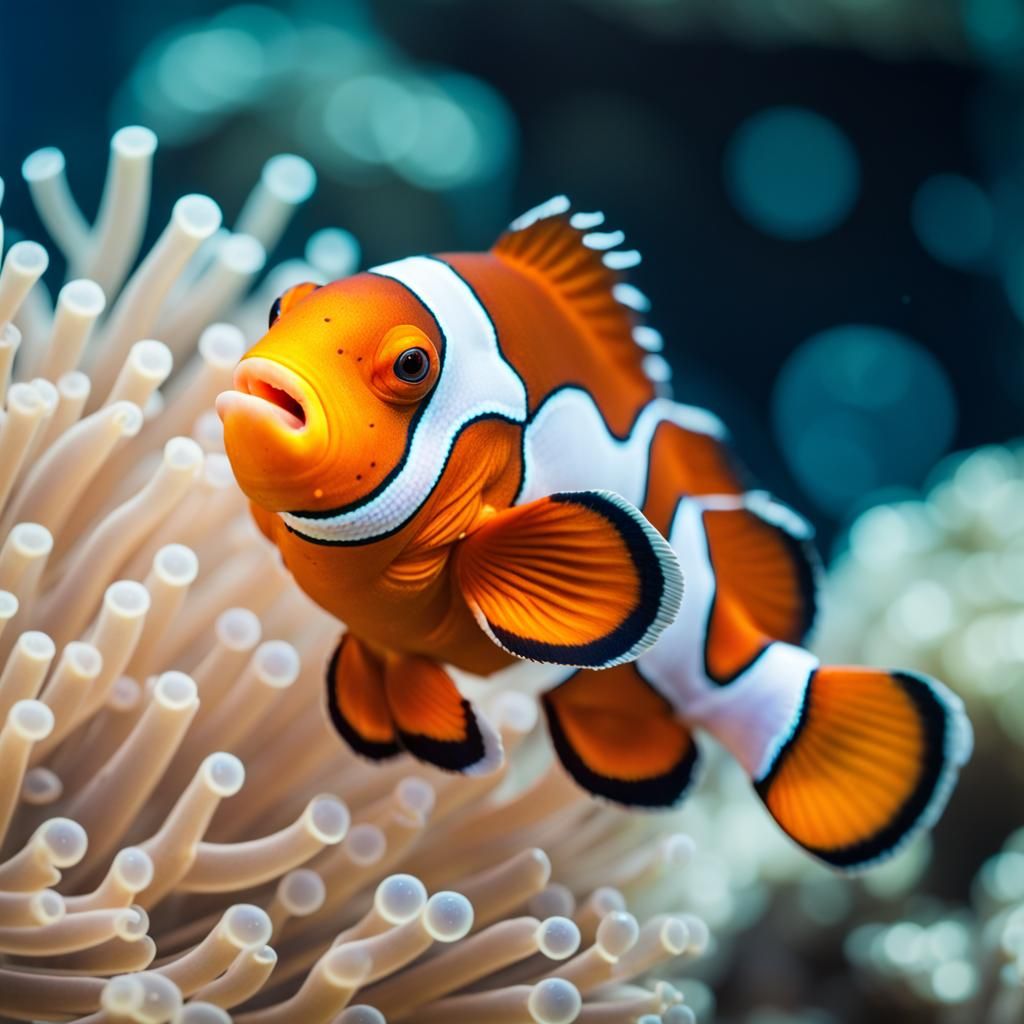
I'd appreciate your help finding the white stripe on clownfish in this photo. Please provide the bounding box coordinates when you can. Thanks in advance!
[638,496,817,779]
[280,255,528,545]
[516,386,726,509]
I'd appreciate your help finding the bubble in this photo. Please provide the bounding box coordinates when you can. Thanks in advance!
[911,174,993,270]
[724,106,860,240]
[772,325,956,515]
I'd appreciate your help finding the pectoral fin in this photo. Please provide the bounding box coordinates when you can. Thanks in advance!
[454,491,682,669]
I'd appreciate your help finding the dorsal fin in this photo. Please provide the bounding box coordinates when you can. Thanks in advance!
[492,196,672,395]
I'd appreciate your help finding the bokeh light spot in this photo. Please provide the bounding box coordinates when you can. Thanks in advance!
[724,106,860,240]
[773,326,957,516]
[911,174,994,270]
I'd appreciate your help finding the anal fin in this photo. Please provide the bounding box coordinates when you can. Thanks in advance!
[325,638,502,775]
[384,653,503,776]
[542,664,699,808]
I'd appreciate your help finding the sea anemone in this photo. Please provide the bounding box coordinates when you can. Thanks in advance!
[816,444,1024,1022]
[0,131,706,1023]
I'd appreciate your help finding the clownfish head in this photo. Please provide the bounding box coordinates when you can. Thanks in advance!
[216,274,443,521]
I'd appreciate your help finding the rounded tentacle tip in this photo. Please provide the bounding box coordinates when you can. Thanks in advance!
[105,578,151,619]
[22,146,66,183]
[10,521,53,557]
[0,591,18,620]
[19,630,56,661]
[8,699,55,742]
[108,401,145,438]
[305,794,350,845]
[113,847,155,894]
[221,903,273,950]
[219,233,266,276]
[278,869,326,917]
[177,1001,232,1024]
[254,640,301,689]
[199,323,247,369]
[101,974,145,1015]
[130,338,174,383]
[21,766,63,805]
[596,911,640,961]
[660,916,690,956]
[395,776,436,819]
[112,125,158,159]
[65,641,103,680]
[154,671,198,711]
[216,607,262,652]
[490,690,538,734]
[423,891,474,942]
[374,873,427,925]
[663,1005,697,1024]
[659,833,697,868]
[153,544,200,588]
[163,435,203,472]
[135,972,182,1023]
[677,913,710,956]
[536,916,581,960]
[529,882,574,920]
[173,194,223,242]
[262,154,317,205]
[345,823,387,867]
[528,977,582,1024]
[590,886,627,917]
[6,239,49,276]
[114,905,150,942]
[36,817,88,867]
[31,888,66,925]
[338,1006,386,1024]
[59,277,106,316]
[201,751,245,798]
[253,943,278,967]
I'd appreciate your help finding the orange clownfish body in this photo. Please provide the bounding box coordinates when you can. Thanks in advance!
[218,197,972,870]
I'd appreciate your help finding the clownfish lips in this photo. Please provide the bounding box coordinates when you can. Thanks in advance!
[217,359,310,432]
[216,358,333,510]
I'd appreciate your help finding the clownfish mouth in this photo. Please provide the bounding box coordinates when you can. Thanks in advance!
[218,359,310,432]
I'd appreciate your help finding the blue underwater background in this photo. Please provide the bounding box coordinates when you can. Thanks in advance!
[3,2,1024,1022]
[4,0,1024,554]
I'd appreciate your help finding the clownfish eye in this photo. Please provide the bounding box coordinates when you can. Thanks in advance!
[268,296,282,329]
[394,347,430,384]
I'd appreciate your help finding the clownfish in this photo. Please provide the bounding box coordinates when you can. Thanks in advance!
[217,196,972,870]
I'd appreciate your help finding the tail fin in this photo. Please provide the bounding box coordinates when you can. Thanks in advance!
[750,665,972,870]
